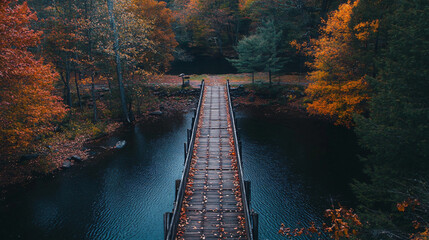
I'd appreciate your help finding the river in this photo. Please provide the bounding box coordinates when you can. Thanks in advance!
[0,109,361,240]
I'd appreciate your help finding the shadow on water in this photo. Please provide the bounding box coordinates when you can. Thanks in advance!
[0,108,362,240]
[237,108,362,240]
[0,113,192,240]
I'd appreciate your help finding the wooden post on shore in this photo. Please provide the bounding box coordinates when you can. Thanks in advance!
[164,212,172,239]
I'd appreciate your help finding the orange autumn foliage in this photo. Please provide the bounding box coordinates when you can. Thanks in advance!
[297,0,371,127]
[323,206,362,240]
[396,198,429,240]
[279,205,362,239]
[0,0,67,156]
[127,0,178,72]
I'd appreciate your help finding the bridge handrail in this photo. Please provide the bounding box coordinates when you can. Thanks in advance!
[226,80,254,240]
[166,79,205,240]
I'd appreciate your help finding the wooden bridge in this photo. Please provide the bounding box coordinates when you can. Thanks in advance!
[164,80,258,239]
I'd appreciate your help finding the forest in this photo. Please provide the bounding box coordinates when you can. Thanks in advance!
[0,0,428,239]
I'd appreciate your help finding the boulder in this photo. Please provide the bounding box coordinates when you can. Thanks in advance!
[149,111,163,116]
[62,160,72,168]
[71,155,82,162]
[115,140,126,149]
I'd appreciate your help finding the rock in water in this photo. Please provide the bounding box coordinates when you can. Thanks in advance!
[115,140,126,149]
[62,160,72,168]
[149,111,163,116]
[71,155,82,162]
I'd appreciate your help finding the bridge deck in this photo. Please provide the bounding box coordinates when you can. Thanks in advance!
[176,85,247,239]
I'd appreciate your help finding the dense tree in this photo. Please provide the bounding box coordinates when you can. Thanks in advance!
[172,0,241,56]
[229,20,285,84]
[0,0,67,156]
[353,0,429,238]
[300,0,372,127]
[228,34,264,83]
[107,0,130,122]
[126,0,178,73]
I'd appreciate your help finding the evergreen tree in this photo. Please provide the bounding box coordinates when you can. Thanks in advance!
[354,0,429,238]
[257,20,285,84]
[229,20,285,84]
[228,34,265,83]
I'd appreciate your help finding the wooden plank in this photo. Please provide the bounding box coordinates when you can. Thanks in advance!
[176,85,247,239]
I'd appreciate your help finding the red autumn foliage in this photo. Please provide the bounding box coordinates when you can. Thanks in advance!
[0,0,67,156]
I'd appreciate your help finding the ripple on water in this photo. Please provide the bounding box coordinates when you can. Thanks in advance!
[0,111,358,240]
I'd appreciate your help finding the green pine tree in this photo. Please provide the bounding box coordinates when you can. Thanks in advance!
[229,20,286,84]
[228,34,265,84]
[353,0,429,238]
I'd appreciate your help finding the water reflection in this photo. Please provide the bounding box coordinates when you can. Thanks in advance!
[237,109,361,240]
[0,114,191,240]
[0,110,361,240]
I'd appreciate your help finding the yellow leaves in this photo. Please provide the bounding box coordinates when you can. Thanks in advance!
[238,0,257,11]
[411,228,429,240]
[396,198,420,212]
[280,205,361,239]
[291,0,372,127]
[354,20,379,41]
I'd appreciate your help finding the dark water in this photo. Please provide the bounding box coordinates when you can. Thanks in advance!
[0,110,361,240]
[237,110,361,239]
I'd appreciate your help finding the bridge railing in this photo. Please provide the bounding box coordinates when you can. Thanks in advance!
[227,80,258,240]
[165,80,205,240]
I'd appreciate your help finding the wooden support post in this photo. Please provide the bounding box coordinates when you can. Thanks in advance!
[184,142,187,163]
[164,212,172,240]
[175,179,181,200]
[187,129,191,145]
[251,211,259,240]
[245,180,251,205]
[239,140,242,157]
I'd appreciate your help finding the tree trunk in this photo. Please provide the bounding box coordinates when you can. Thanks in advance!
[252,72,254,84]
[269,70,272,86]
[91,73,97,123]
[65,62,72,107]
[373,31,380,78]
[107,0,130,123]
[60,72,66,102]
[235,15,240,45]
[216,33,223,56]
[74,71,82,109]
[88,0,97,122]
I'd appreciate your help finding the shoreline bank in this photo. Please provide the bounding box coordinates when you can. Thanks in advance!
[0,88,198,195]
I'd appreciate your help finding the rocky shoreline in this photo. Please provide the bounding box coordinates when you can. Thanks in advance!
[0,88,198,195]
